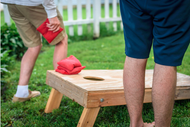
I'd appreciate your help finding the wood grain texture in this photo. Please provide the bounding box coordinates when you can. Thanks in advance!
[86,87,190,108]
[46,70,190,108]
[47,70,190,91]
[46,71,87,107]
[77,107,100,127]
[44,88,63,113]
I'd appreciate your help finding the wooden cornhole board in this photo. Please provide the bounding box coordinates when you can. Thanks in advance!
[44,70,190,127]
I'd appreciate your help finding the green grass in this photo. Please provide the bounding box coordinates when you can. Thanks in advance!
[1,33,190,127]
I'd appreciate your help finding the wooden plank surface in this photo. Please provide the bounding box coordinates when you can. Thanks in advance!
[47,70,190,91]
[46,70,190,108]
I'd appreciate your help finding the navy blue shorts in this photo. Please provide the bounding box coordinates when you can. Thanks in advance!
[120,0,190,66]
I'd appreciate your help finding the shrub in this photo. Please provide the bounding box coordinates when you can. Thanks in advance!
[1,23,27,59]
[0,48,15,86]
[1,49,12,73]
[1,23,24,88]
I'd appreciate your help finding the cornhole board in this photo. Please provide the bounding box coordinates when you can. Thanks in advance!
[44,70,190,127]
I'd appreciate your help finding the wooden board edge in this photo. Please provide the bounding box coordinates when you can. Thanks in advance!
[46,70,88,107]
[85,87,190,108]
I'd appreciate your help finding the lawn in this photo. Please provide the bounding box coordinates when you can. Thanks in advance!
[1,3,190,127]
[1,33,190,127]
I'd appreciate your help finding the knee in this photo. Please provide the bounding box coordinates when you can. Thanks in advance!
[56,34,68,46]
[28,44,43,53]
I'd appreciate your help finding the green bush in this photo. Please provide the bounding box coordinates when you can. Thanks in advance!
[0,48,15,86]
[1,23,27,59]
[1,23,26,88]
[1,49,13,73]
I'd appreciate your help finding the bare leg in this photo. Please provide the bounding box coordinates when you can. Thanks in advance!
[123,56,147,127]
[144,122,155,127]
[18,44,42,86]
[45,35,68,113]
[152,64,177,127]
[53,34,68,69]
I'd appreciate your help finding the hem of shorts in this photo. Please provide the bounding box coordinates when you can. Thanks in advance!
[24,43,42,48]
[49,32,67,45]
[154,60,181,67]
[126,53,149,59]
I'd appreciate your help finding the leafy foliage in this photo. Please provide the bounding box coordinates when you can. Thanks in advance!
[0,49,14,73]
[1,23,27,59]
[0,48,15,84]
[0,23,25,91]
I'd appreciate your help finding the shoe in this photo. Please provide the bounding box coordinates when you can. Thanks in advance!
[12,90,41,102]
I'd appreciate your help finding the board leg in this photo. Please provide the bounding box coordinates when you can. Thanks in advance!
[77,107,100,127]
[44,88,63,113]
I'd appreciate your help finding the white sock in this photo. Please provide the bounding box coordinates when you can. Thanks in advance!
[15,85,29,98]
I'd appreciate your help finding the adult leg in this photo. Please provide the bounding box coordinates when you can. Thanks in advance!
[53,34,68,69]
[45,35,68,113]
[123,56,148,127]
[18,44,42,86]
[152,64,177,127]
[13,44,42,100]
